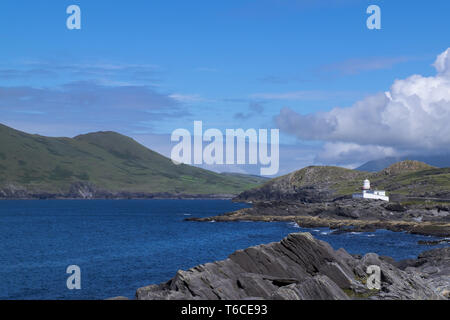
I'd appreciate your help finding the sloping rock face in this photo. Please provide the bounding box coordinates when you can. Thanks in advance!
[135,233,447,300]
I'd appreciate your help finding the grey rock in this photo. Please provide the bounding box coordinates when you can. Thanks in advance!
[271,276,350,300]
[361,253,382,267]
[135,232,447,300]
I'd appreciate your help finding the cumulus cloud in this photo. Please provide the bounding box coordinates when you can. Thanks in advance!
[275,48,450,165]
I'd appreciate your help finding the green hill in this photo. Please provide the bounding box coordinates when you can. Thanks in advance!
[0,124,266,197]
[235,161,450,202]
[370,161,449,198]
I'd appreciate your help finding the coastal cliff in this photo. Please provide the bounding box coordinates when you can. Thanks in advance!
[188,161,450,237]
[135,233,449,300]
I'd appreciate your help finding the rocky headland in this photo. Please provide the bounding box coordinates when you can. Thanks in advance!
[187,161,450,237]
[134,232,449,300]
[187,199,450,237]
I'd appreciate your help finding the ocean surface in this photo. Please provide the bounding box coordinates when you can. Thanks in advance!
[0,199,447,300]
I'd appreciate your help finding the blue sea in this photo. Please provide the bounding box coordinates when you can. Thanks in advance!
[0,199,447,300]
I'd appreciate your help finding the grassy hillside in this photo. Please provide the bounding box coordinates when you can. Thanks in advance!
[335,161,446,197]
[370,162,450,197]
[0,124,265,196]
[235,160,450,201]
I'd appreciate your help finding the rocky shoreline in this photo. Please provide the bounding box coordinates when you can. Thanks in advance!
[0,183,235,200]
[132,232,449,300]
[113,197,450,300]
[0,194,235,200]
[186,199,450,237]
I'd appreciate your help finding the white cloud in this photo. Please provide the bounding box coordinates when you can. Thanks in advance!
[434,48,450,75]
[250,90,359,101]
[0,81,186,137]
[275,48,450,165]
[169,93,208,103]
[318,56,413,75]
[316,142,397,167]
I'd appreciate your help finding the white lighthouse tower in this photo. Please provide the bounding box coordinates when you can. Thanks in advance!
[363,179,371,190]
[353,179,389,202]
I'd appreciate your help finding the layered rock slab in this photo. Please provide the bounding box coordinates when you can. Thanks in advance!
[136,233,447,300]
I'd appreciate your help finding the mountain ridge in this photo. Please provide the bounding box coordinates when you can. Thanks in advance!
[0,123,266,198]
[356,154,450,172]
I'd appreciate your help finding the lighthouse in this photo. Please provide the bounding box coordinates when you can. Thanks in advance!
[353,179,389,202]
[363,179,371,190]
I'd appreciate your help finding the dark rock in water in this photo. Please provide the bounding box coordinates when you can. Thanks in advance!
[385,203,407,212]
[107,296,129,300]
[135,233,448,300]
[418,239,450,245]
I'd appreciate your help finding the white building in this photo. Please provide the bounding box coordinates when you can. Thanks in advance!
[352,179,389,202]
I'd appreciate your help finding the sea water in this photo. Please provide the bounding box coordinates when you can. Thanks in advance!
[0,200,447,299]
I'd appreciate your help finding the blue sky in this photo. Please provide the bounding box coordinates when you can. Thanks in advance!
[0,0,449,175]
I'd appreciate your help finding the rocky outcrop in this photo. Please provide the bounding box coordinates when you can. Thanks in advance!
[135,233,448,300]
[0,184,30,198]
[395,247,450,299]
[234,166,365,203]
[187,199,450,237]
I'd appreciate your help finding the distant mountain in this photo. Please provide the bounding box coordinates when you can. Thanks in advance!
[235,160,450,202]
[356,154,450,172]
[0,124,265,198]
[356,157,402,172]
